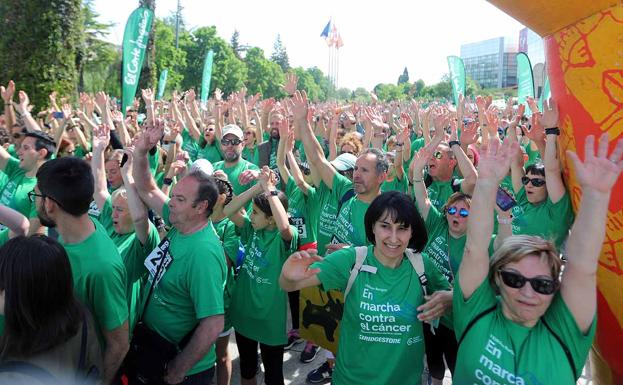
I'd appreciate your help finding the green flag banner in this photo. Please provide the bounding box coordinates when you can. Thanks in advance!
[122,6,154,116]
[538,76,551,112]
[200,50,215,108]
[157,69,168,100]
[447,56,466,106]
[516,52,535,116]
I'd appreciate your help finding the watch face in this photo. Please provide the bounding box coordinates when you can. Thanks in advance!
[270,190,279,196]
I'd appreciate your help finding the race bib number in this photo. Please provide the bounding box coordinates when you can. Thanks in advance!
[291,217,307,238]
[144,237,173,287]
[88,201,101,218]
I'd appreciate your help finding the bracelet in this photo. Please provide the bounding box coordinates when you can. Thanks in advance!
[163,177,173,186]
[496,215,513,225]
[545,127,560,136]
[448,140,460,148]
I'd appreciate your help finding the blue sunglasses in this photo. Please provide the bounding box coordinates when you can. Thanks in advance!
[447,206,469,218]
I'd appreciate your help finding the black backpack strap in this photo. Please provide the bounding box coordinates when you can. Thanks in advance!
[0,361,61,385]
[457,305,497,347]
[541,319,577,377]
[337,189,355,214]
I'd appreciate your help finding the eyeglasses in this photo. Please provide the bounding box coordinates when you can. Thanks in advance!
[28,190,45,203]
[447,206,469,217]
[499,270,558,295]
[521,176,546,187]
[433,151,444,159]
[221,138,242,146]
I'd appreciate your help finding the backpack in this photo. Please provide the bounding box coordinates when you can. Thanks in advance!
[344,246,428,299]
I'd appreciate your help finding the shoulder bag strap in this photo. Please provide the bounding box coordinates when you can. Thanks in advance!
[541,319,577,377]
[405,249,428,296]
[344,246,368,299]
[457,305,497,347]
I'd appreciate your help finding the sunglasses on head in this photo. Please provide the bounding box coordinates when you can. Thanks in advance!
[221,138,242,146]
[447,206,469,217]
[521,176,546,187]
[499,270,558,295]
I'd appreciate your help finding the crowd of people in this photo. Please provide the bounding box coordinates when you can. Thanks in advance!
[0,74,620,385]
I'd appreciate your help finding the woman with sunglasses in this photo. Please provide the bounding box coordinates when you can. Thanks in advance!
[411,138,512,385]
[454,134,623,384]
[508,100,574,249]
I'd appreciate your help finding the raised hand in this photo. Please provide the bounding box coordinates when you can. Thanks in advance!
[0,80,15,103]
[12,90,30,115]
[291,91,309,123]
[539,98,558,129]
[61,103,72,120]
[214,88,223,102]
[526,96,540,115]
[523,114,545,143]
[92,124,111,152]
[461,120,480,146]
[136,118,165,154]
[281,250,322,282]
[141,88,154,105]
[477,138,519,182]
[95,91,108,110]
[567,134,623,194]
[283,73,298,95]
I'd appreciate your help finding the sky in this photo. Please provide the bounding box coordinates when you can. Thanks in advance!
[93,0,525,91]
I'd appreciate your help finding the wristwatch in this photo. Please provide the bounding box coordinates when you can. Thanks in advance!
[448,140,460,148]
[269,190,279,196]
[545,127,560,136]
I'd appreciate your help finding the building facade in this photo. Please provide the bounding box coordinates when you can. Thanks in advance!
[460,36,518,89]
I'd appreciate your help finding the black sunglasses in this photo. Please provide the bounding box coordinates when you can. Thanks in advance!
[447,206,469,217]
[499,270,558,295]
[521,176,546,187]
[221,138,242,146]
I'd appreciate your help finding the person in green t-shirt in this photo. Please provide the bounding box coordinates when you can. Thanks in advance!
[91,125,160,332]
[0,130,56,235]
[131,122,227,384]
[241,124,261,166]
[213,124,260,197]
[33,157,128,384]
[280,191,452,385]
[453,134,622,384]
[223,166,298,385]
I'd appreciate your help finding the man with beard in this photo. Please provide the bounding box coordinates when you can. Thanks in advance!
[213,124,260,196]
[33,157,129,384]
[258,112,282,169]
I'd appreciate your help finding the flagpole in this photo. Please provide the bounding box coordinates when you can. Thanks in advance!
[336,47,339,90]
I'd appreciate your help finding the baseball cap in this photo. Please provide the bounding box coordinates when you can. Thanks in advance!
[189,158,214,176]
[330,152,357,171]
[221,124,243,140]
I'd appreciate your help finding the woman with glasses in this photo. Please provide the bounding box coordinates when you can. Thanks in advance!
[508,100,574,249]
[453,135,623,384]
[411,136,512,385]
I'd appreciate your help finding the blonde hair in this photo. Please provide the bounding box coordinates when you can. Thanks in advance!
[339,132,363,156]
[489,235,562,287]
[111,187,128,202]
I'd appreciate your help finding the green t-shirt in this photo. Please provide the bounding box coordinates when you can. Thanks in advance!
[143,207,227,375]
[523,142,542,166]
[241,146,260,166]
[332,193,371,247]
[381,175,408,193]
[230,216,298,345]
[213,217,240,332]
[512,187,574,249]
[59,219,129,347]
[403,136,425,171]
[196,139,223,164]
[0,157,37,221]
[213,159,259,196]
[99,197,161,331]
[285,177,318,248]
[309,173,353,256]
[422,178,463,211]
[181,129,199,162]
[452,276,596,384]
[313,246,450,385]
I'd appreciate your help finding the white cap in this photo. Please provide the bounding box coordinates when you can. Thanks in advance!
[330,152,357,171]
[221,124,244,140]
[189,159,214,176]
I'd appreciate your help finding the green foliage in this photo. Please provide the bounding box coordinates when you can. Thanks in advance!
[306,67,334,100]
[373,83,407,101]
[153,19,186,97]
[270,34,290,72]
[352,87,371,103]
[245,47,285,98]
[180,26,247,96]
[0,0,83,109]
[397,67,409,85]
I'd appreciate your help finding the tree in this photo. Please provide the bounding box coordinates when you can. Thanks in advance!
[353,87,371,103]
[245,47,284,98]
[153,19,187,97]
[231,30,242,59]
[291,67,323,101]
[414,79,425,97]
[398,67,409,85]
[180,26,247,96]
[373,83,406,101]
[270,34,290,72]
[306,67,333,100]
[0,0,83,109]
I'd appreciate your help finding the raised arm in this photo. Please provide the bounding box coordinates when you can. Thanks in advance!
[449,120,478,196]
[459,139,519,299]
[1,81,16,129]
[120,148,150,245]
[222,182,262,228]
[279,249,322,292]
[260,166,294,241]
[276,117,292,183]
[540,99,566,203]
[0,204,29,238]
[12,91,41,132]
[91,124,112,210]
[132,119,168,217]
[562,134,623,333]
[292,91,337,189]
[411,143,435,221]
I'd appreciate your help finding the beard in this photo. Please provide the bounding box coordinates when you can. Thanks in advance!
[224,151,240,162]
[37,205,57,228]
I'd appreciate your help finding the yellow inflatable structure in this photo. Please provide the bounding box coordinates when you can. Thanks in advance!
[488,1,623,383]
